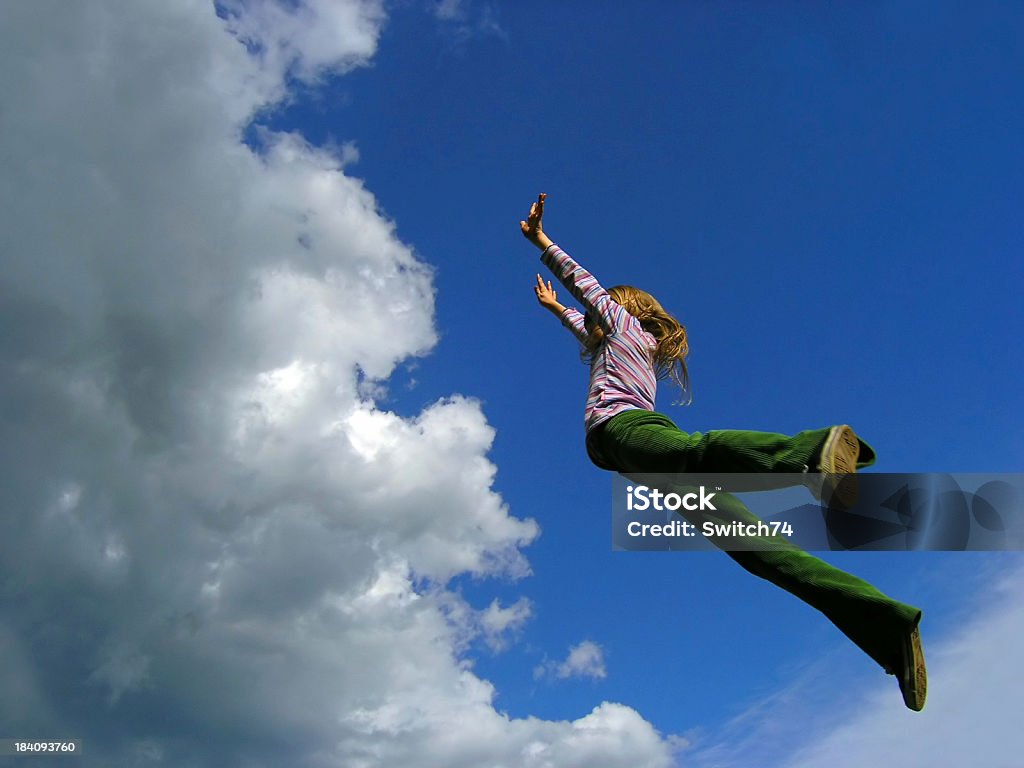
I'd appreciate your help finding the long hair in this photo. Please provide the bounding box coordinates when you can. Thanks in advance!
[583,285,692,404]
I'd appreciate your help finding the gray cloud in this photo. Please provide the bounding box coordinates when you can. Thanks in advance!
[0,1,673,766]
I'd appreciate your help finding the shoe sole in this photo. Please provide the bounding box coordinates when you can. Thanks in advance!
[819,425,861,510]
[899,625,928,711]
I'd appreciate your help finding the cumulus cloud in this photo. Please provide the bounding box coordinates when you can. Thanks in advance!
[536,640,609,681]
[218,0,386,84]
[0,1,672,766]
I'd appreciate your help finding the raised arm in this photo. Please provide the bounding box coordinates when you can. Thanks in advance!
[520,193,623,336]
[534,273,590,344]
[539,245,619,336]
[520,193,554,251]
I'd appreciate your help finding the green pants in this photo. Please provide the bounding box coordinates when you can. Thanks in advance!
[593,409,919,672]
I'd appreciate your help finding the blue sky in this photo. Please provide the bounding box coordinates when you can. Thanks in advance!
[2,1,1023,766]
[262,0,1023,754]
[303,1,1022,467]
[272,0,1021,754]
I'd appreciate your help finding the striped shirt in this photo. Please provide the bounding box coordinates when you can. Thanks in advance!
[541,244,658,434]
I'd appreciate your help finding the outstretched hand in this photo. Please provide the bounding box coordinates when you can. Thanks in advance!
[534,274,565,316]
[520,193,553,251]
[534,274,557,306]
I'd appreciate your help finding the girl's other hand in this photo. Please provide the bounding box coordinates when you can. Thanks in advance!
[534,274,563,314]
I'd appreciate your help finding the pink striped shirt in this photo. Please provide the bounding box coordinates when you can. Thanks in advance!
[541,244,658,434]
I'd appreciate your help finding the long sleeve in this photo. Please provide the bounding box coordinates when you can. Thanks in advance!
[539,245,659,436]
[540,244,627,336]
[559,306,590,344]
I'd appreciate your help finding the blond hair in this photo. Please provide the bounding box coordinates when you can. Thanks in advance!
[584,285,692,404]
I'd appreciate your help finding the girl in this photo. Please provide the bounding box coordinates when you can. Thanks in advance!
[520,193,927,712]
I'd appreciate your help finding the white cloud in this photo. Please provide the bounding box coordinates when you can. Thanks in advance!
[559,640,609,680]
[429,0,506,47]
[219,0,386,84]
[781,560,1024,768]
[536,640,609,681]
[432,0,466,22]
[0,1,673,766]
[680,557,1024,768]
[479,597,533,651]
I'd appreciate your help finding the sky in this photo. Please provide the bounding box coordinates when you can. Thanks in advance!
[1,1,1022,766]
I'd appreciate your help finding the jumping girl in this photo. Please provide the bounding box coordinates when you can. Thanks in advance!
[520,193,927,711]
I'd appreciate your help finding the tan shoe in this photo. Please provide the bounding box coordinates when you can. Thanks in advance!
[896,624,928,711]
[806,425,861,510]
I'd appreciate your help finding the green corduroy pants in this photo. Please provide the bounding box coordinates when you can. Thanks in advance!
[591,408,920,672]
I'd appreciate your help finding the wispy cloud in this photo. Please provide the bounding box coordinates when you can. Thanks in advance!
[680,557,1024,768]
[536,640,609,681]
[479,597,533,651]
[438,593,533,653]
[428,0,507,48]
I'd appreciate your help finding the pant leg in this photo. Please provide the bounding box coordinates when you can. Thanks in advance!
[696,492,920,670]
[597,409,877,473]
[597,410,916,670]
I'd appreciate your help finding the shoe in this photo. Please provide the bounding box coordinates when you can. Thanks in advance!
[806,425,861,510]
[892,624,927,711]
